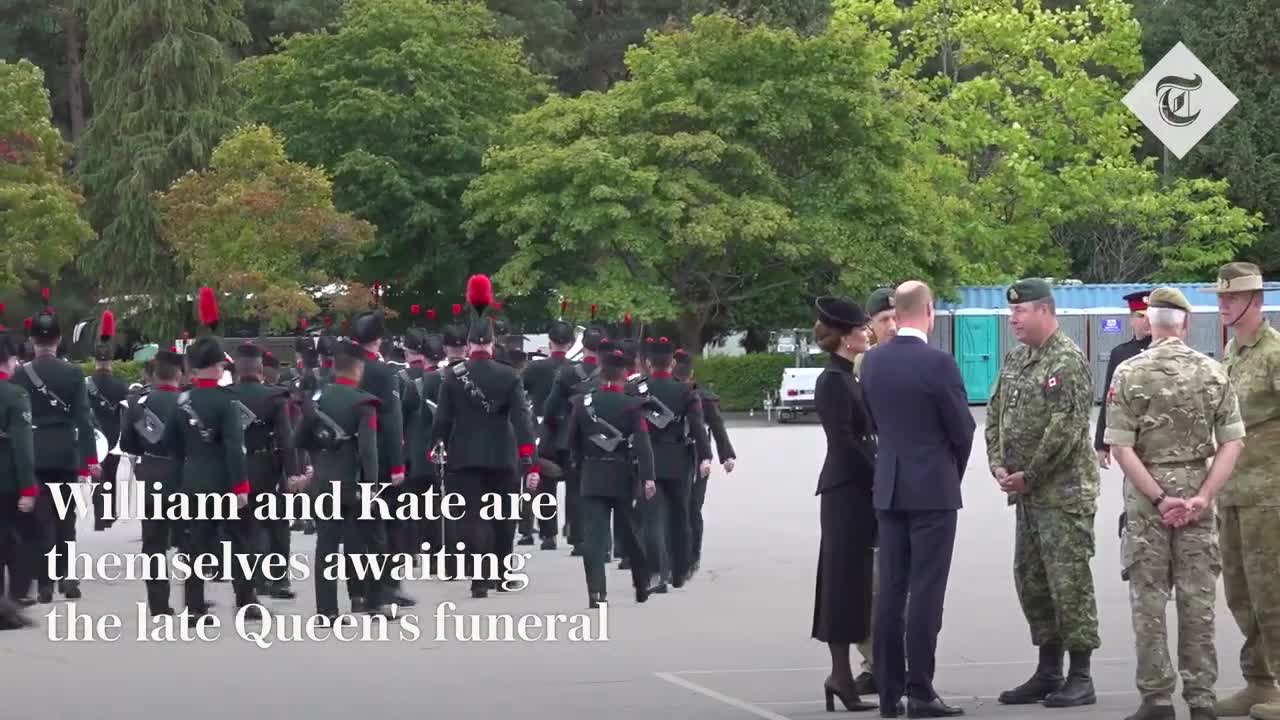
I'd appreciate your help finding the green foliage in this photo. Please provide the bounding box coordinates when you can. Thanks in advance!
[691,352,793,411]
[156,125,376,331]
[465,14,936,350]
[0,59,93,290]
[243,0,344,55]
[78,0,249,333]
[237,0,548,308]
[80,360,144,386]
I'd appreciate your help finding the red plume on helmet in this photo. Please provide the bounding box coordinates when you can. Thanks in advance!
[466,275,493,315]
[299,317,308,329]
[99,310,116,342]
[590,304,597,320]
[197,287,218,331]
[410,304,421,316]
[426,308,437,321]
[41,287,49,302]
[323,315,333,328]
[560,300,567,317]
[23,317,32,333]
[452,303,462,316]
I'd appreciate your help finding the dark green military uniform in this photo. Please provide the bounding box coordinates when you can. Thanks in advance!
[522,340,573,547]
[674,349,734,573]
[231,357,301,599]
[13,309,97,602]
[566,349,654,606]
[87,317,128,532]
[0,357,38,624]
[292,368,383,618]
[119,351,183,615]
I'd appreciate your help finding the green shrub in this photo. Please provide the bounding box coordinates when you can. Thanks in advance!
[692,353,799,411]
[80,361,146,386]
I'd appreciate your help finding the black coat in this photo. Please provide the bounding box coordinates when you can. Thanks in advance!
[813,353,877,545]
[13,356,97,472]
[1095,335,1151,450]
[430,351,536,473]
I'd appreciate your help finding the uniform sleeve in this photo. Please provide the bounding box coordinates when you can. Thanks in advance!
[1023,360,1093,487]
[631,412,656,489]
[1101,365,1138,447]
[701,392,735,461]
[119,398,142,457]
[1214,376,1247,444]
[162,397,185,491]
[1095,347,1124,450]
[566,399,583,468]
[685,388,712,464]
[73,369,96,475]
[935,355,976,472]
[984,369,1004,470]
[382,373,405,476]
[275,395,301,477]
[816,372,874,477]
[358,402,379,485]
[539,370,566,447]
[9,391,37,497]
[224,399,249,495]
[430,376,454,450]
[509,374,535,470]
[401,375,420,438]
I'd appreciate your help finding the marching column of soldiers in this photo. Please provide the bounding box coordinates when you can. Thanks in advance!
[0,273,737,629]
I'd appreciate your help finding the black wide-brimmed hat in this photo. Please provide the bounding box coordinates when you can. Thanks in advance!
[815,296,868,331]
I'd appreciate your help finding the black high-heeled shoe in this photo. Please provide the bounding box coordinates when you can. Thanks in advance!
[825,679,877,712]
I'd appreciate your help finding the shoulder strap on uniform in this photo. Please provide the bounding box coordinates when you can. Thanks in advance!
[177,391,217,443]
[23,362,72,415]
[452,361,496,413]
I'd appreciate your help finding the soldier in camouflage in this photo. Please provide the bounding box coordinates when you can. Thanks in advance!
[986,278,1100,708]
[1106,287,1246,720]
[1203,262,1280,719]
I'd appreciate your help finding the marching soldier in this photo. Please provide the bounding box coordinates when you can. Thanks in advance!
[119,347,186,616]
[165,288,259,625]
[230,342,302,599]
[262,351,283,386]
[1105,287,1245,720]
[414,315,455,576]
[1201,262,1280,719]
[317,332,337,386]
[292,341,391,622]
[398,309,438,560]
[672,348,735,576]
[291,336,322,535]
[987,278,1100,707]
[442,304,469,366]
[0,332,37,629]
[520,305,576,550]
[541,307,608,556]
[87,310,128,532]
[638,336,711,590]
[431,275,538,598]
[349,309,412,608]
[566,341,656,608]
[13,290,99,604]
[1096,290,1153,468]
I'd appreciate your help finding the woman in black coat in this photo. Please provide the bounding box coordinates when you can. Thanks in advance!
[810,296,878,712]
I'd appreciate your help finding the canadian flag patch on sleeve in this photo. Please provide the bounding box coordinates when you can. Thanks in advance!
[1045,376,1059,390]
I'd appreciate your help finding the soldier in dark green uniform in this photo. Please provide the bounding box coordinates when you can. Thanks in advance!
[120,347,185,616]
[414,314,454,575]
[431,275,538,598]
[317,330,337,387]
[262,351,282,386]
[640,336,712,589]
[165,288,259,624]
[519,305,575,549]
[566,342,656,608]
[0,332,37,628]
[290,335,322,535]
[231,343,302,599]
[14,293,99,604]
[541,307,607,556]
[673,348,735,576]
[349,310,413,608]
[442,304,469,367]
[293,340,391,622]
[88,310,127,532]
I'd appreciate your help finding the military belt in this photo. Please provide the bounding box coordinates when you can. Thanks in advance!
[1147,458,1209,468]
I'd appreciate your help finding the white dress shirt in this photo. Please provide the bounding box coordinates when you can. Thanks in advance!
[897,327,928,342]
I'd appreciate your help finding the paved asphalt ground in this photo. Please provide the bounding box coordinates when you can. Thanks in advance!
[3,408,1245,720]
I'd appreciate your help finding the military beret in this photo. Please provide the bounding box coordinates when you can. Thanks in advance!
[1202,261,1270,294]
[866,287,895,317]
[1006,278,1053,304]
[1147,287,1192,313]
[815,296,868,331]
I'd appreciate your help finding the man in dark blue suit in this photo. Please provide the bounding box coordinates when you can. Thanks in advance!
[860,281,975,718]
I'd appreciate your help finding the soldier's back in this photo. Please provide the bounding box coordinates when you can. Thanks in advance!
[15,357,87,470]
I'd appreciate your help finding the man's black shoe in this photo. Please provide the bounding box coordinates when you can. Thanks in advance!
[517,534,535,546]
[880,701,906,718]
[854,672,877,696]
[907,697,964,718]
[541,538,557,550]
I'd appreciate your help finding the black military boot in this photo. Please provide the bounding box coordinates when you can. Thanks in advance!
[1043,651,1096,707]
[1124,703,1175,720]
[997,644,1063,704]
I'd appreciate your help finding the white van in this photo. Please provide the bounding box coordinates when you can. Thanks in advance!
[774,367,822,422]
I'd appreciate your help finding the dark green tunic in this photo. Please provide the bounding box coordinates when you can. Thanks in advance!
[359,353,405,479]
[0,377,37,497]
[12,357,97,474]
[163,381,249,495]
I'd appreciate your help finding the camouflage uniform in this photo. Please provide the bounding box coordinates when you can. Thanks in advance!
[1105,335,1245,710]
[986,327,1101,652]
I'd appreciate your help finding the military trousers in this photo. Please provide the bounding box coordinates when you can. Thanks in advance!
[564,460,583,546]
[0,494,37,601]
[1013,502,1100,651]
[136,460,176,615]
[581,494,649,597]
[91,454,122,531]
[690,472,709,568]
[28,469,79,593]
[1219,505,1280,684]
[182,516,256,614]
[314,502,388,614]
[451,468,519,592]
[657,473,693,583]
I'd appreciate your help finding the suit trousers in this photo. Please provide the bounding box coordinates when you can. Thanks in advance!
[452,468,519,591]
[183,516,255,613]
[581,494,648,597]
[92,455,122,531]
[30,469,79,591]
[874,509,957,707]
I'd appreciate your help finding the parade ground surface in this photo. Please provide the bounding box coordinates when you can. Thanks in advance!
[5,408,1243,720]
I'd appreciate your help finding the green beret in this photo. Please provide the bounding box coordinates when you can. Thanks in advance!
[1147,287,1192,313]
[866,288,894,317]
[1007,278,1053,304]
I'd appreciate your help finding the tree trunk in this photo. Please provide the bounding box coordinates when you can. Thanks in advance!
[677,310,705,355]
[63,6,86,156]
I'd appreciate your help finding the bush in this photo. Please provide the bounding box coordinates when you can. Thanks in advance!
[80,361,146,386]
[692,353,798,411]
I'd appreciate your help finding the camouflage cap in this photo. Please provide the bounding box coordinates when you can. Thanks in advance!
[1146,287,1192,313]
[866,287,894,317]
[1202,261,1268,294]
[1006,278,1052,304]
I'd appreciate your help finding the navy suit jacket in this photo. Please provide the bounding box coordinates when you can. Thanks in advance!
[860,335,975,511]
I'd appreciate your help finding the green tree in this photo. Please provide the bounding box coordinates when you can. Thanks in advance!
[487,0,581,77]
[0,59,93,290]
[157,126,375,330]
[237,0,547,305]
[78,0,249,327]
[242,0,345,56]
[465,14,938,350]
[0,1,89,150]
[834,0,1260,283]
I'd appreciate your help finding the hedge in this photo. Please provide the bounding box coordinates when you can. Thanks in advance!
[692,353,802,412]
[79,361,146,386]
